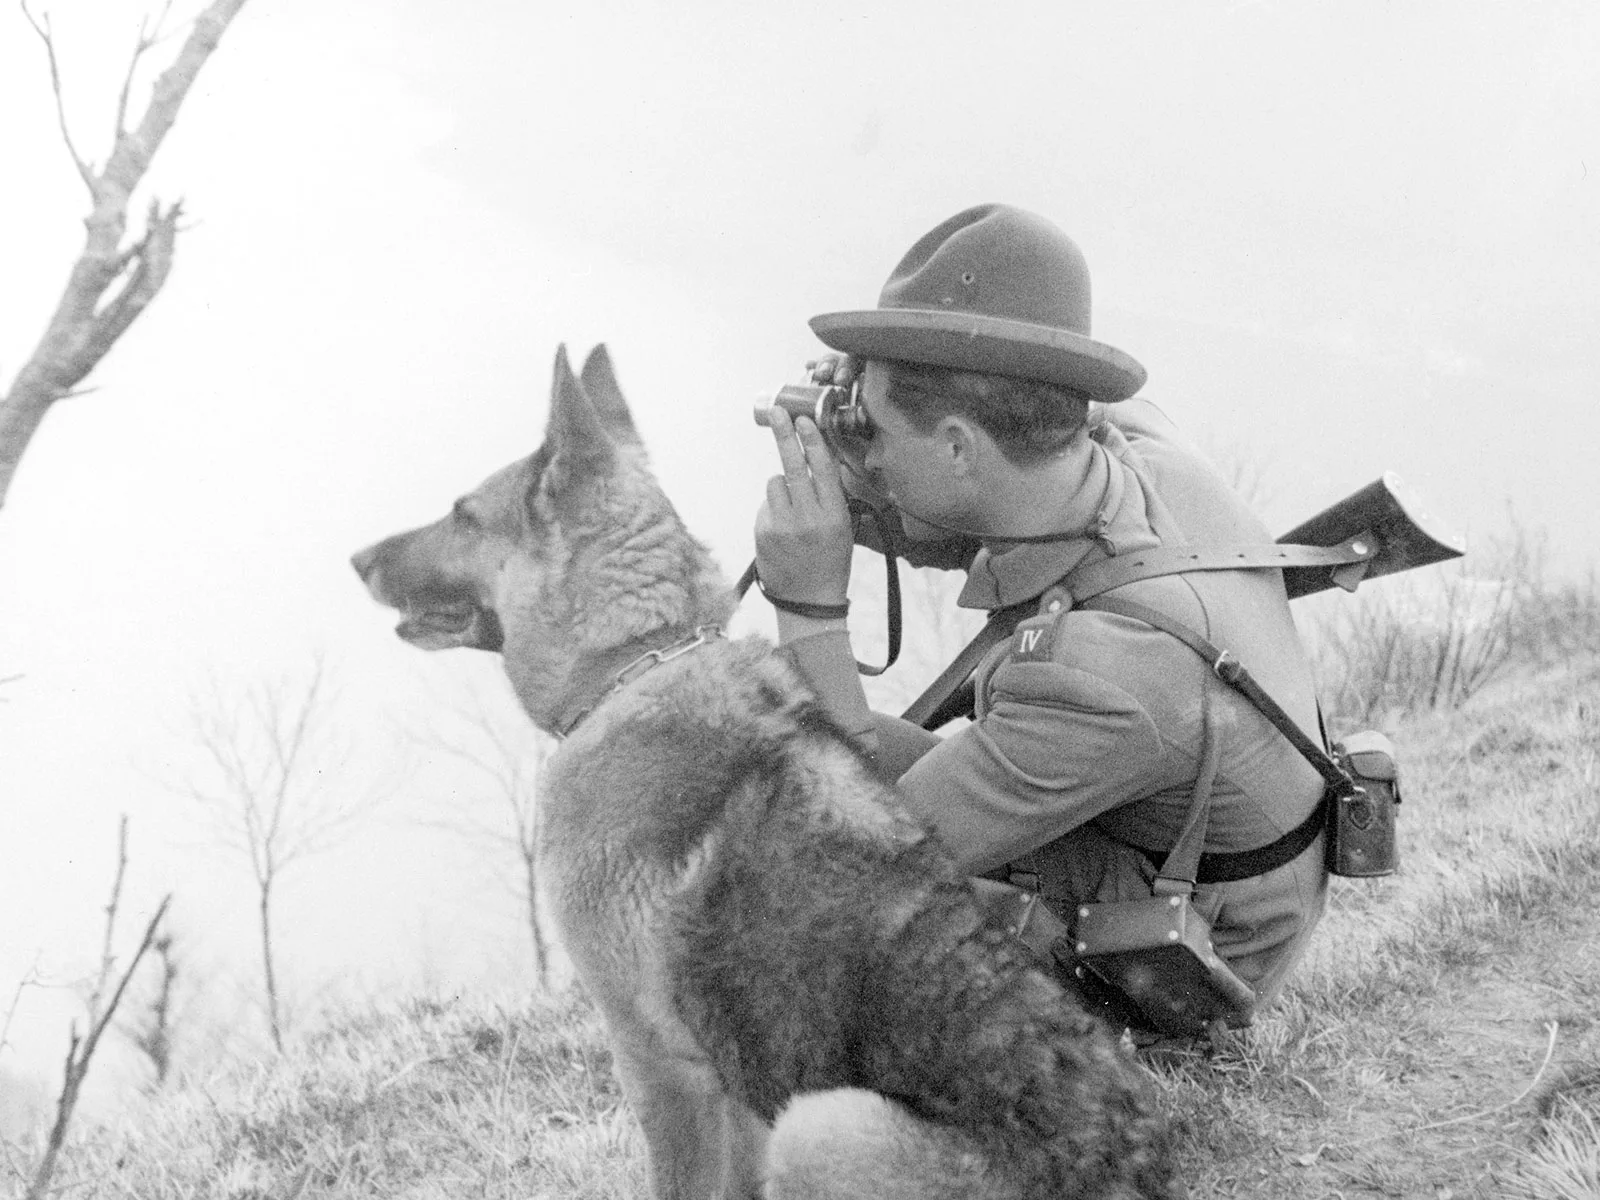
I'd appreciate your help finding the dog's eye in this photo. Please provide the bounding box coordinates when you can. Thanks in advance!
[452,499,480,529]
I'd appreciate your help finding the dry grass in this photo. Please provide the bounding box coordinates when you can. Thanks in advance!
[7,584,1600,1199]
[1307,521,1599,725]
[1150,653,1600,1197]
[3,992,643,1200]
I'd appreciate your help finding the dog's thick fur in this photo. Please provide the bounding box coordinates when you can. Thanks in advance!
[353,346,1180,1200]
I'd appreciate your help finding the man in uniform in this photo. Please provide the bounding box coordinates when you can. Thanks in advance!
[753,203,1329,1019]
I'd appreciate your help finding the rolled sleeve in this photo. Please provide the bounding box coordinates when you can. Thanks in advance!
[896,658,1166,874]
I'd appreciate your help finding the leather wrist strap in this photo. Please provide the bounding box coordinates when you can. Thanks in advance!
[757,578,849,620]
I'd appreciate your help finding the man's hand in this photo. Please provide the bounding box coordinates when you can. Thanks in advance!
[755,405,854,606]
[807,352,860,391]
[804,352,981,573]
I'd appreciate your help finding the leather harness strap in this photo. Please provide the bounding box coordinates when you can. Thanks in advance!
[900,538,1378,731]
[896,544,1357,884]
[1079,594,1354,884]
[1062,538,1377,604]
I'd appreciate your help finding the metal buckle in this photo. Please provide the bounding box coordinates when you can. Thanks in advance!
[613,625,722,689]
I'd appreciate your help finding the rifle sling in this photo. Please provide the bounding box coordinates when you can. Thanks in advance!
[899,600,1033,729]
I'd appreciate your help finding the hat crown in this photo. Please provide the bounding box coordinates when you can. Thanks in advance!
[808,203,1145,401]
[878,203,1093,336]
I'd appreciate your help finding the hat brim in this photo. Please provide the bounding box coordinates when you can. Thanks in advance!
[809,309,1146,402]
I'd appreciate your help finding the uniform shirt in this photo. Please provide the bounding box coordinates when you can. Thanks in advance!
[887,399,1330,1002]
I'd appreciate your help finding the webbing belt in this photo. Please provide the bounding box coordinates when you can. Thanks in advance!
[1121,786,1326,884]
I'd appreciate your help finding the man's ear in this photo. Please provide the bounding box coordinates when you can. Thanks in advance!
[540,344,617,500]
[935,414,981,477]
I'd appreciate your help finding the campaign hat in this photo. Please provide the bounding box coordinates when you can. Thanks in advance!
[810,203,1145,401]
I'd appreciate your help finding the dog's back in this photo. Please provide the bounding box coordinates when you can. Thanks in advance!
[543,635,1176,1198]
[355,346,1180,1199]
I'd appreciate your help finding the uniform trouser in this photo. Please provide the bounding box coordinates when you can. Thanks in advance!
[1007,822,1330,1009]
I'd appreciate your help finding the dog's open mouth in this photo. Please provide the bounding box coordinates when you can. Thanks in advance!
[395,602,504,652]
[398,603,473,638]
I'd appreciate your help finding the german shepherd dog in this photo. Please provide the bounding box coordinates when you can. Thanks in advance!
[352,346,1180,1200]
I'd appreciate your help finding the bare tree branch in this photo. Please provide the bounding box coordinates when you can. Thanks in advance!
[89,816,134,1020]
[121,927,179,1088]
[0,0,249,512]
[114,2,176,142]
[24,821,171,1200]
[176,658,382,1049]
[410,687,555,987]
[1,953,44,1055]
[19,3,96,195]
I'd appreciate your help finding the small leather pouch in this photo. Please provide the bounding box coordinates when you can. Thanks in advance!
[1065,677,1257,1037]
[1068,893,1256,1036]
[1326,730,1401,877]
[969,876,1073,966]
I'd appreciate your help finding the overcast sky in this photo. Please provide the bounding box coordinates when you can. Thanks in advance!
[2,0,1596,1101]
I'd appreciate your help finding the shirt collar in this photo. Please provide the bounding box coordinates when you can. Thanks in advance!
[955,427,1160,610]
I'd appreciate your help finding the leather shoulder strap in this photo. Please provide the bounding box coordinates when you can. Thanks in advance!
[900,536,1376,732]
[1066,539,1377,604]
[1078,594,1352,790]
[900,600,1032,729]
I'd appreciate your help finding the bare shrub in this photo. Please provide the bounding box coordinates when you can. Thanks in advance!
[121,925,183,1090]
[177,658,381,1051]
[1312,518,1551,722]
[21,819,171,1200]
[413,687,556,988]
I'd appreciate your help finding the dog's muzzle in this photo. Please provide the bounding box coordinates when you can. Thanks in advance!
[350,543,505,653]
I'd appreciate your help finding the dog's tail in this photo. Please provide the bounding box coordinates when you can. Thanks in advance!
[766,1087,998,1200]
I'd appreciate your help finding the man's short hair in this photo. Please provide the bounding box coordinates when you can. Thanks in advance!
[883,361,1092,465]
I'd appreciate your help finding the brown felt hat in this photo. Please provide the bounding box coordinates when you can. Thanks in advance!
[810,204,1146,401]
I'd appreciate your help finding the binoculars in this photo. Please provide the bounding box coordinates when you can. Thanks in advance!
[753,383,873,447]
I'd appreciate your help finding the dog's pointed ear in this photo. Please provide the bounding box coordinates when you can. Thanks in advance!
[579,344,642,447]
[542,345,617,489]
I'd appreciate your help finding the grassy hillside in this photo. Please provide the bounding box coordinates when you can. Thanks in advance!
[7,650,1599,1198]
